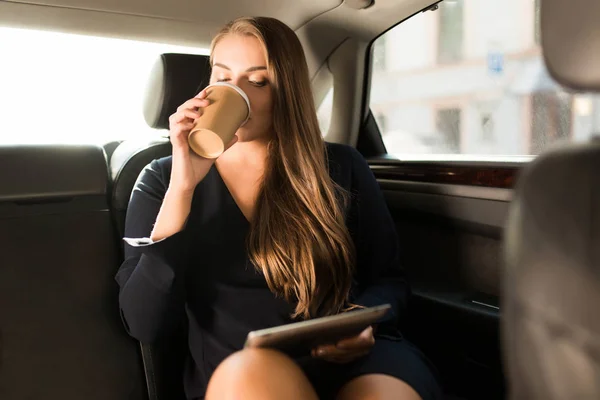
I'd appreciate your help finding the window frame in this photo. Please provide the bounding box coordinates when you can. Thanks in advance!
[360,0,593,175]
[359,1,522,190]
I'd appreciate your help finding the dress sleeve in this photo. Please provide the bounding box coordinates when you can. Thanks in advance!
[347,148,410,336]
[115,159,190,343]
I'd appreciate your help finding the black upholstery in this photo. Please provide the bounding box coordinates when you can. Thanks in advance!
[110,138,172,238]
[0,145,147,399]
[143,53,212,130]
[104,140,123,162]
[139,324,188,400]
[0,145,109,201]
[109,53,212,400]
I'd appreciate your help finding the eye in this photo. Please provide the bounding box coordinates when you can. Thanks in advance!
[216,78,231,83]
[250,80,268,87]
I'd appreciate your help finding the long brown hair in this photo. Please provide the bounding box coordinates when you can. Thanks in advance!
[210,17,355,319]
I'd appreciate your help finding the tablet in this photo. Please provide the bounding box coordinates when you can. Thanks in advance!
[244,304,391,357]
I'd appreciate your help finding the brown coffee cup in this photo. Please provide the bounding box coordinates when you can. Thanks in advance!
[188,82,250,159]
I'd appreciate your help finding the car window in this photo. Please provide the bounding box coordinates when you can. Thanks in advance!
[369,0,599,160]
[0,27,208,145]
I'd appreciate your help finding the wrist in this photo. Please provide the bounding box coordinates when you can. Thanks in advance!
[166,185,196,200]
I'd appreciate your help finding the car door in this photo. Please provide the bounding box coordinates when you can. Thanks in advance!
[356,1,600,399]
[358,110,510,400]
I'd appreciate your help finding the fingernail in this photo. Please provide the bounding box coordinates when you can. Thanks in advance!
[317,349,325,356]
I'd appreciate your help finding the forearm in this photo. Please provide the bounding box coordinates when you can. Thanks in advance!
[151,188,194,241]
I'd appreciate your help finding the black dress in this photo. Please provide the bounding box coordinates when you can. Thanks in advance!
[115,142,442,400]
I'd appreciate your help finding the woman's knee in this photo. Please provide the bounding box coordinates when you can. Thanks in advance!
[336,374,422,400]
[205,348,318,400]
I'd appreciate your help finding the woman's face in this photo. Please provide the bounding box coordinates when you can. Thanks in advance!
[210,34,274,142]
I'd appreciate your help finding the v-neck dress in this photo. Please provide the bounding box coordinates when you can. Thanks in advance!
[115,142,442,400]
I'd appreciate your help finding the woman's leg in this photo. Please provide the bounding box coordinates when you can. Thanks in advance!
[205,348,319,400]
[336,374,422,400]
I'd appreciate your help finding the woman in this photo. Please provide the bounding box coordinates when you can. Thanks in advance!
[116,16,442,400]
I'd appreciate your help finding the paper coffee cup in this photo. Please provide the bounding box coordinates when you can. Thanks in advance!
[188,82,251,159]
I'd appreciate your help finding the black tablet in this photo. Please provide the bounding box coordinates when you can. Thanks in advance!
[244,304,391,357]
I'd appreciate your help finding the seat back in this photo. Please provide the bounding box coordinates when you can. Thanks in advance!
[503,141,600,399]
[0,145,146,399]
[503,1,600,398]
[110,137,172,238]
[110,53,211,400]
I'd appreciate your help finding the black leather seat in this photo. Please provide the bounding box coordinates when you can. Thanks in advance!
[109,53,211,400]
[110,53,211,238]
[502,0,600,398]
[0,145,147,399]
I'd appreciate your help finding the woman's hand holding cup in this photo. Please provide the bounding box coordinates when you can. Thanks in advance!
[168,89,238,195]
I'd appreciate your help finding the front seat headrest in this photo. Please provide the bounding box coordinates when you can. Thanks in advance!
[143,53,211,130]
[542,0,600,90]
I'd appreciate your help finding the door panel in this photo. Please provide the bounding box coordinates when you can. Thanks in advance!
[371,165,511,400]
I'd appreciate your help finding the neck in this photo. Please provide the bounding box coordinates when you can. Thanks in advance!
[217,137,270,169]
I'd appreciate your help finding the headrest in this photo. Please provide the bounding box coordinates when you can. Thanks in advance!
[143,53,211,130]
[542,0,600,91]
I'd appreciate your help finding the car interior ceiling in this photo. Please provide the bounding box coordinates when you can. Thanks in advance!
[0,0,599,399]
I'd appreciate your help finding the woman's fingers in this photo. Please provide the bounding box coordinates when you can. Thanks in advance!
[312,344,338,358]
[312,348,371,364]
[172,106,204,123]
[337,326,375,350]
[177,97,209,111]
[170,96,208,136]
[195,88,208,99]
[311,326,375,364]
[182,109,201,121]
[168,114,194,144]
[169,96,208,135]
[178,122,195,132]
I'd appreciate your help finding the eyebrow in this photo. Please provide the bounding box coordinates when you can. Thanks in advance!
[212,63,267,72]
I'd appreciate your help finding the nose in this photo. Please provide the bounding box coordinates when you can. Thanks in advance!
[230,76,243,88]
